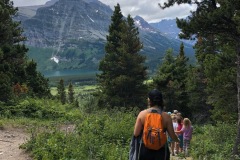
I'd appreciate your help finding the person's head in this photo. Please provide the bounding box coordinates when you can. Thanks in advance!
[170,113,176,118]
[148,89,163,109]
[177,117,182,124]
[183,118,191,127]
[172,115,177,122]
[176,112,183,120]
[176,112,182,117]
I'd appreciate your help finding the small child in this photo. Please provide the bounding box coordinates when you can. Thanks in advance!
[175,117,183,154]
[169,115,178,156]
[175,118,193,157]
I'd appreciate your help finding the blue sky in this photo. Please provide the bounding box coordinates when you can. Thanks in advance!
[12,0,196,23]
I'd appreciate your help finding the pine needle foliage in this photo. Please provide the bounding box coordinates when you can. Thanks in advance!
[57,79,66,105]
[97,4,147,109]
[68,82,75,104]
[0,0,50,103]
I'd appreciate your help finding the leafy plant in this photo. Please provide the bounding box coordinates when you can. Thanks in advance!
[191,123,237,159]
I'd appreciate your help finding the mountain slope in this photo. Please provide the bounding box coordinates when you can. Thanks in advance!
[17,0,195,73]
[150,19,196,45]
[22,0,111,47]
[15,0,59,22]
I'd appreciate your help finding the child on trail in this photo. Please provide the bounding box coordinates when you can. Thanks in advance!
[176,112,183,123]
[168,114,178,156]
[175,118,193,157]
[175,117,183,154]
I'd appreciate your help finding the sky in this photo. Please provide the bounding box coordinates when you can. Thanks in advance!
[12,0,196,23]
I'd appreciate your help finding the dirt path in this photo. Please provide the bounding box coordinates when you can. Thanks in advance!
[0,128,32,160]
[171,155,193,160]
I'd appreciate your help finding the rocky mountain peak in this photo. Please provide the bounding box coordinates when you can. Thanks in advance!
[134,15,156,32]
[22,0,112,48]
[44,0,59,6]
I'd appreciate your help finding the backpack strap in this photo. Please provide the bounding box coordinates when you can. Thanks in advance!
[149,108,168,134]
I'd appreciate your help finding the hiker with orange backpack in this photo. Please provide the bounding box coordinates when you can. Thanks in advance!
[133,89,180,160]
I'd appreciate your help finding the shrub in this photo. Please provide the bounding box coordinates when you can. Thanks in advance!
[21,108,137,160]
[191,122,237,159]
[0,98,66,119]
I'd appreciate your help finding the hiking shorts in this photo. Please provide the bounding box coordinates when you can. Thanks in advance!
[139,143,170,160]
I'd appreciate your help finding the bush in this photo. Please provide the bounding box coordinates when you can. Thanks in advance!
[21,108,137,160]
[0,98,66,119]
[191,122,237,159]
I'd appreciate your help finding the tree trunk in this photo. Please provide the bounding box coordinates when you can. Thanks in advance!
[233,44,240,157]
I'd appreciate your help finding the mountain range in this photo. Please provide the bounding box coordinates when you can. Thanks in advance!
[15,0,195,74]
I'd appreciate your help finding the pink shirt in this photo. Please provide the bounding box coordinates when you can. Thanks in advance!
[181,126,193,140]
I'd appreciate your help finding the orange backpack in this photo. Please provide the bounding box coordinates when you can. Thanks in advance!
[142,109,167,150]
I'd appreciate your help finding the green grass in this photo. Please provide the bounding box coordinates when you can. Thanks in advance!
[47,73,97,84]
[50,85,97,96]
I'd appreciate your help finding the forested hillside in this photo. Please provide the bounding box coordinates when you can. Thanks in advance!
[0,0,239,159]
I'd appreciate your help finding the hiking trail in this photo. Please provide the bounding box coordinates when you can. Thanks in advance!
[0,127,32,160]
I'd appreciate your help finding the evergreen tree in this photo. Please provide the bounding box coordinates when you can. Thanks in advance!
[97,4,147,108]
[68,82,74,104]
[0,0,50,102]
[186,65,210,123]
[204,44,237,122]
[153,49,176,111]
[185,37,216,123]
[25,60,50,97]
[174,43,189,116]
[160,0,240,156]
[0,72,13,102]
[154,45,189,115]
[57,79,66,105]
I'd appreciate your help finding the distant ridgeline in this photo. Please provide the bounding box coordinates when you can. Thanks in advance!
[16,0,195,75]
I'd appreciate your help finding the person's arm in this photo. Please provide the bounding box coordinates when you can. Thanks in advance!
[175,130,183,134]
[133,111,143,137]
[166,115,180,142]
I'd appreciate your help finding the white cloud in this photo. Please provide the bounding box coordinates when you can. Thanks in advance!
[12,0,48,6]
[100,0,197,22]
[12,0,197,22]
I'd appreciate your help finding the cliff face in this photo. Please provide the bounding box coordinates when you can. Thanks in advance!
[22,0,112,48]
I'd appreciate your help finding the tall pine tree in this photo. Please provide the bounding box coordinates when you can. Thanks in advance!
[97,4,147,108]
[154,45,189,115]
[186,65,210,123]
[204,44,237,122]
[174,43,189,116]
[0,0,50,102]
[153,49,176,111]
[57,79,66,105]
[68,82,74,104]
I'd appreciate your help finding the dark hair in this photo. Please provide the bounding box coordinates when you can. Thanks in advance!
[148,89,163,108]
[177,117,182,124]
